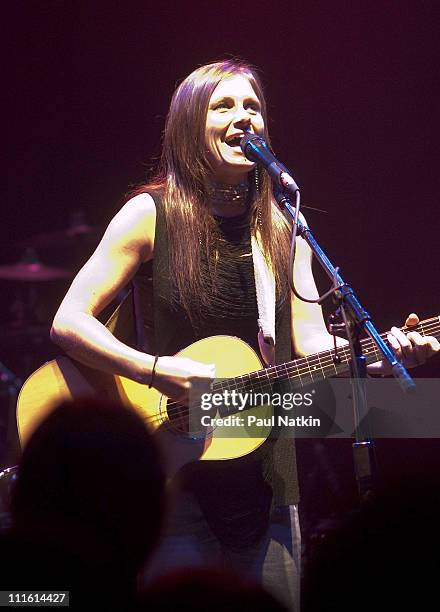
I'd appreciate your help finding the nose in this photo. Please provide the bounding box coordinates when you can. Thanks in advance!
[233,104,253,130]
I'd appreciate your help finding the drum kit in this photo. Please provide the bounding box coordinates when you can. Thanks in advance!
[0,215,102,470]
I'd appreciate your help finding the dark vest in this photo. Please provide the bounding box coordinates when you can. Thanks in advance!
[124,190,300,511]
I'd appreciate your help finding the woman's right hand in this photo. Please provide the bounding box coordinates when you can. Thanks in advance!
[151,355,216,404]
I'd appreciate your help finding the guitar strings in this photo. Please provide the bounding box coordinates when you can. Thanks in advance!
[146,319,440,426]
[216,319,440,391]
[161,319,440,413]
[138,318,440,430]
[157,319,440,429]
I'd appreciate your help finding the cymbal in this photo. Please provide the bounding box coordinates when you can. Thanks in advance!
[19,224,101,249]
[0,261,71,281]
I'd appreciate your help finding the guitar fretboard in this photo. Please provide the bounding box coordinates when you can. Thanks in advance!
[212,316,440,405]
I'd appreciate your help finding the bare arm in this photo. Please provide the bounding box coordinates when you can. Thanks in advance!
[291,216,346,357]
[51,194,157,383]
[290,219,439,370]
[51,193,215,400]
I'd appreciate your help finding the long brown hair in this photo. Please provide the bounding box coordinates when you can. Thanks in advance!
[134,59,291,322]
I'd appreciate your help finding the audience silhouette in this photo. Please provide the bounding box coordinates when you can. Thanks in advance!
[1,398,165,608]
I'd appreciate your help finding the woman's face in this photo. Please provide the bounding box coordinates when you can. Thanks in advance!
[205,74,265,184]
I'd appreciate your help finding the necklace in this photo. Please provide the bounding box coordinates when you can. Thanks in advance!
[207,181,249,205]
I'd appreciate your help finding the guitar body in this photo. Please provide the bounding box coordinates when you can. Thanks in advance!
[17,335,273,478]
[17,315,440,477]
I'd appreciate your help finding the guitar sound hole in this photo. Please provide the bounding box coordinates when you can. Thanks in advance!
[166,399,192,435]
[165,398,210,438]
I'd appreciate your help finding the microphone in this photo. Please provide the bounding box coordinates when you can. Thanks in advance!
[240,133,300,196]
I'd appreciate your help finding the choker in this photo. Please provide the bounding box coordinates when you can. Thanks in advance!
[207,182,249,205]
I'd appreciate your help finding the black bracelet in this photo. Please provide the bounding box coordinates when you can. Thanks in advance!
[149,354,159,389]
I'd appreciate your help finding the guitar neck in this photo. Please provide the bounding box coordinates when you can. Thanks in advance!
[214,316,440,397]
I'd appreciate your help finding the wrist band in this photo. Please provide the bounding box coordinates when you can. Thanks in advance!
[149,354,159,389]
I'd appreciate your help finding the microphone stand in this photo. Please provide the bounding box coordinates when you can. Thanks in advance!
[274,189,415,502]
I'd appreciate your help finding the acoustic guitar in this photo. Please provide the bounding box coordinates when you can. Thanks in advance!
[17,317,439,477]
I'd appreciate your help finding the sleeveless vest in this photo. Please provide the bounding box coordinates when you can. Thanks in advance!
[107,190,299,506]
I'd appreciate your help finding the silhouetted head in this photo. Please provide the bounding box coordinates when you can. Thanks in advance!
[12,398,166,573]
[141,567,288,611]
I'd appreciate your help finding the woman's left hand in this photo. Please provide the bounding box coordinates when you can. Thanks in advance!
[367,313,440,375]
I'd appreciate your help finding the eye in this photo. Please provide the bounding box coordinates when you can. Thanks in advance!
[212,101,232,111]
[245,100,261,113]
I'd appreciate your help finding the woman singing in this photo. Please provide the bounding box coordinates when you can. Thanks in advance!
[51,59,438,610]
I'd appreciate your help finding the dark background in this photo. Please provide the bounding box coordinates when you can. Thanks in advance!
[3,1,439,327]
[2,1,440,521]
